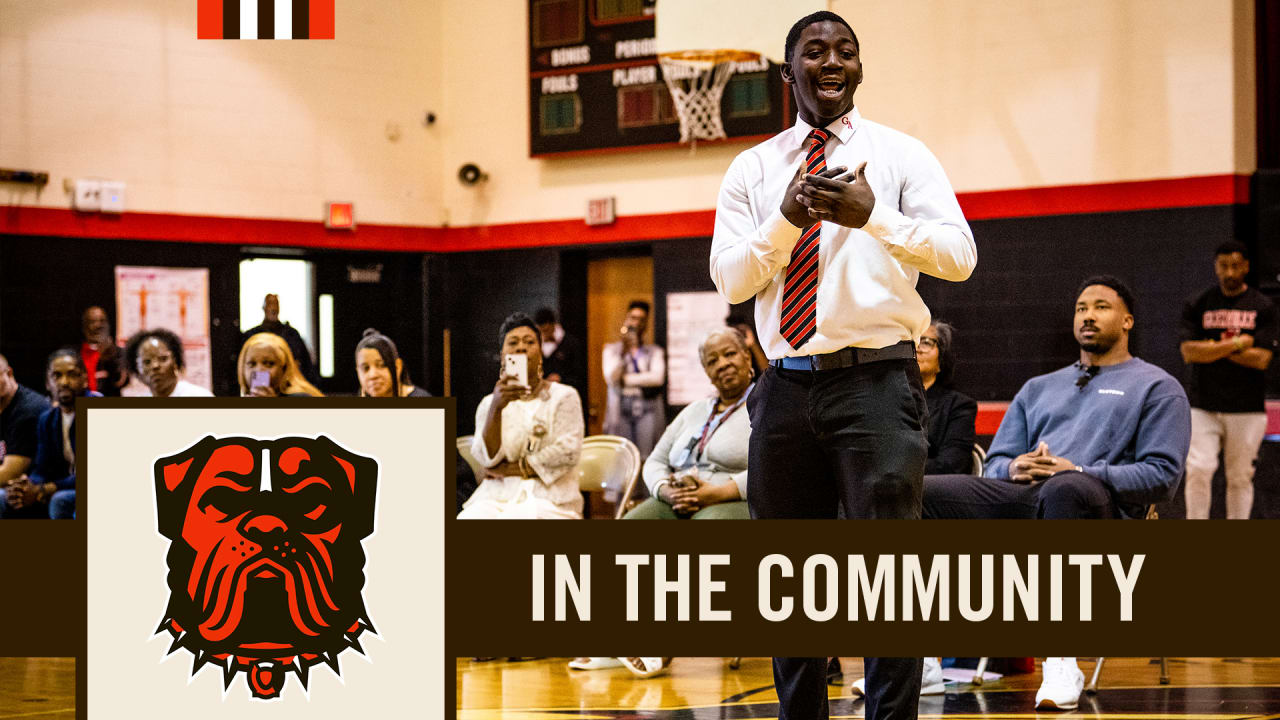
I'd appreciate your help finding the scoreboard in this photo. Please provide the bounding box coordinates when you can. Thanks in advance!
[528,0,790,157]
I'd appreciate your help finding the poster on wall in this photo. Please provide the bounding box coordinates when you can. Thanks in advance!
[115,266,212,393]
[665,291,729,407]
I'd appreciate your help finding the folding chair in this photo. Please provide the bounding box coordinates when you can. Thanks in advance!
[456,434,485,484]
[576,435,642,519]
[971,443,987,475]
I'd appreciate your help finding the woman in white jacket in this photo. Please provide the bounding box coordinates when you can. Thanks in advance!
[459,313,584,520]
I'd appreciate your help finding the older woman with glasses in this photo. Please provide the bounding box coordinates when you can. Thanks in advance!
[623,327,754,520]
[916,320,977,475]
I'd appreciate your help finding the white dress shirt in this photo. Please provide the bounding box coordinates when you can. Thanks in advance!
[602,342,665,396]
[710,107,976,359]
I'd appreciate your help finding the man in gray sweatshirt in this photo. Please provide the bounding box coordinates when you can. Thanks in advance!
[922,275,1191,710]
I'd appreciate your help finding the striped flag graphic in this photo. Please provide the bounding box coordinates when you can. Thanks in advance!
[198,0,334,39]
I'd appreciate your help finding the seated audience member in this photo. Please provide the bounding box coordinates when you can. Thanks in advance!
[918,320,977,475]
[624,328,753,520]
[238,332,323,397]
[354,328,419,397]
[1,349,97,519]
[459,313,584,519]
[125,329,213,397]
[922,276,1190,710]
[725,312,770,377]
[79,306,125,396]
[0,352,52,499]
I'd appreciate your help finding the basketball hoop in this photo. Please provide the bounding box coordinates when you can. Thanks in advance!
[658,49,758,144]
[654,0,826,146]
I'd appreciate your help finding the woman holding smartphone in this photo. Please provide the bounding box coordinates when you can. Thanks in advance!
[237,333,323,397]
[459,312,584,519]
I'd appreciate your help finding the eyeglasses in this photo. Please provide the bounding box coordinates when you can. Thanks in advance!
[917,337,939,350]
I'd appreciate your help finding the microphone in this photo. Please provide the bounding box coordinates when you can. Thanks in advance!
[1075,362,1100,390]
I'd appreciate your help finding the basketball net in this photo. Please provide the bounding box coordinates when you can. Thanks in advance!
[658,50,757,144]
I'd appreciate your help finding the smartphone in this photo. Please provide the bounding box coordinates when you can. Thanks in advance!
[504,353,528,387]
[250,370,270,390]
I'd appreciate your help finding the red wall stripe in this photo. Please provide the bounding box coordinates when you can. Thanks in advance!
[976,402,1011,436]
[0,173,1252,253]
[979,400,1280,436]
[959,174,1250,220]
[308,0,333,39]
[197,0,223,39]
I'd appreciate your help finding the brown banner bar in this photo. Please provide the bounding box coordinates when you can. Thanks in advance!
[446,519,1280,657]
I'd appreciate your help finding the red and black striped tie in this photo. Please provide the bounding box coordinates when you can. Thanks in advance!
[779,128,831,349]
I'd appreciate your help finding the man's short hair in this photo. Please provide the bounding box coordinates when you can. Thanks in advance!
[1075,275,1136,316]
[533,307,557,326]
[627,300,650,315]
[1215,240,1249,260]
[125,328,186,372]
[785,10,858,63]
[48,347,87,374]
[498,312,541,346]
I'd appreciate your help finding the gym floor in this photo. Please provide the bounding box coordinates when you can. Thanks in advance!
[0,658,74,719]
[456,657,1280,720]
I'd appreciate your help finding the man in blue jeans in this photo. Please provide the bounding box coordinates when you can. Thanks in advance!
[602,300,665,462]
[923,276,1191,709]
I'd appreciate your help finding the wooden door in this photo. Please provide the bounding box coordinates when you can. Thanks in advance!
[585,256,653,436]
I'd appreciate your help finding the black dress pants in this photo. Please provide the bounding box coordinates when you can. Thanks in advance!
[746,359,928,720]
[922,470,1122,519]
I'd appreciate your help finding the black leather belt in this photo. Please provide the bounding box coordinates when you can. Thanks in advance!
[769,340,916,371]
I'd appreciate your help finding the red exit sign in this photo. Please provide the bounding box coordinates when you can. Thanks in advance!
[586,197,615,226]
[325,201,355,230]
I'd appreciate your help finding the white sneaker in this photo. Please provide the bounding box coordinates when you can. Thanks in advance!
[1035,657,1084,710]
[619,657,670,678]
[850,658,944,697]
[921,657,945,695]
[567,657,623,670]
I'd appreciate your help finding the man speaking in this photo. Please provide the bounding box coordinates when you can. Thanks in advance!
[709,10,976,720]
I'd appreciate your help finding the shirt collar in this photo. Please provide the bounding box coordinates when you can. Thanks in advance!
[792,106,861,147]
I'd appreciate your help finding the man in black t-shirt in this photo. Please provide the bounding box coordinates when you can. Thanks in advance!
[0,353,53,513]
[1180,240,1278,519]
[242,293,319,385]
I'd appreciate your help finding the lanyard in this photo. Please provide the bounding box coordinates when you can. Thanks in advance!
[675,383,753,468]
[627,347,644,373]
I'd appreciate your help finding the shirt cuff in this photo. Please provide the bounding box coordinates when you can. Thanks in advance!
[861,199,900,240]
[761,208,805,252]
[653,480,670,502]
